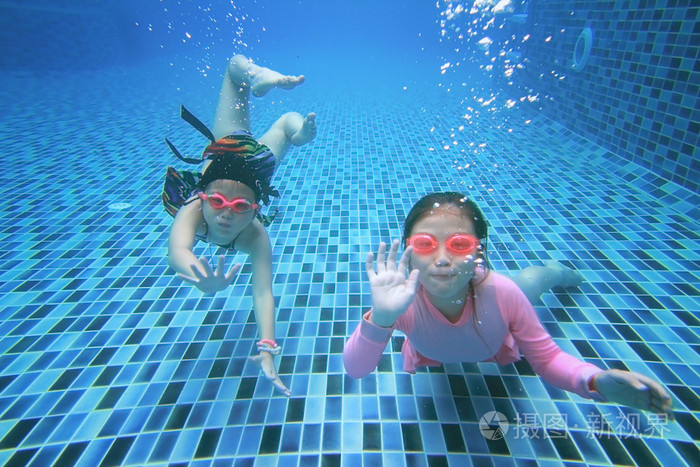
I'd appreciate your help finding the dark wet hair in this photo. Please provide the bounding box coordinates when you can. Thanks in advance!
[403,191,490,270]
[198,154,278,204]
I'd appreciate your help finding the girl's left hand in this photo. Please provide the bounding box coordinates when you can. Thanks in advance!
[249,352,291,397]
[594,369,674,419]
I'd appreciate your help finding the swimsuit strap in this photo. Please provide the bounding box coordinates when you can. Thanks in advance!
[180,105,216,142]
[164,105,216,164]
[164,138,202,164]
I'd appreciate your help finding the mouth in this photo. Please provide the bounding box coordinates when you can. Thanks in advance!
[430,270,457,280]
[216,220,233,229]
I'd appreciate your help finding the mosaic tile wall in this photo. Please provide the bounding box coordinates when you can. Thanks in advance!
[0,56,698,466]
[0,2,153,71]
[514,1,699,194]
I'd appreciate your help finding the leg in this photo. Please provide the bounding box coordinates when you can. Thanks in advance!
[258,112,317,166]
[211,54,306,140]
[212,54,254,140]
[510,261,583,305]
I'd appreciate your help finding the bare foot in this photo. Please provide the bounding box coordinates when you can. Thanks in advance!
[251,68,305,97]
[545,261,583,288]
[291,113,317,146]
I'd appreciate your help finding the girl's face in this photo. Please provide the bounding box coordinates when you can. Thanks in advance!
[408,206,480,308]
[201,180,258,243]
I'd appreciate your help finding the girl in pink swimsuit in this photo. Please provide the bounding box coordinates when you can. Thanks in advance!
[343,192,674,418]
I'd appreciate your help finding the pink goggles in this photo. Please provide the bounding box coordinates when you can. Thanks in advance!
[408,233,480,256]
[198,193,259,212]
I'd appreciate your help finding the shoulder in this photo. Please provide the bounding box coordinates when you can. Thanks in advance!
[171,198,205,233]
[235,218,270,254]
[176,196,203,218]
[480,271,533,320]
[475,270,521,295]
[487,271,523,294]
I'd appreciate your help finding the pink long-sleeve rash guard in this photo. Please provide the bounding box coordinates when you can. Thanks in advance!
[343,271,606,401]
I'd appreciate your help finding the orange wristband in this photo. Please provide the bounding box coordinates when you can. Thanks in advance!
[588,375,598,392]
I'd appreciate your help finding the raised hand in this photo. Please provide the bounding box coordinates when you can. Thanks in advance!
[249,352,291,397]
[178,255,241,294]
[594,369,674,419]
[366,240,420,327]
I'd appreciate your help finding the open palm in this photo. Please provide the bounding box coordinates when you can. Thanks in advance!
[178,255,240,294]
[366,240,420,327]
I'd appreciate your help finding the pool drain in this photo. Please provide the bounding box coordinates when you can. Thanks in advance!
[108,202,132,211]
[572,27,593,72]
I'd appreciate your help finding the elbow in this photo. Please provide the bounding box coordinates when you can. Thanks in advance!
[344,368,367,380]
[344,366,365,380]
[342,350,369,379]
[167,254,178,273]
[167,246,189,273]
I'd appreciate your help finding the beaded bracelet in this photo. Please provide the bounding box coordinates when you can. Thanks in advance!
[256,339,281,355]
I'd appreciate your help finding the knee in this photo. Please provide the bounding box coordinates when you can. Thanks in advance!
[281,111,303,123]
[230,54,249,65]
[282,111,303,120]
[228,54,251,73]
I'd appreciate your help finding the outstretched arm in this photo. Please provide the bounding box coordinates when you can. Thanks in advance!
[241,222,290,397]
[499,275,673,416]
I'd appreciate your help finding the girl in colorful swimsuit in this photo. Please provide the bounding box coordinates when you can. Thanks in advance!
[343,192,674,418]
[162,54,317,396]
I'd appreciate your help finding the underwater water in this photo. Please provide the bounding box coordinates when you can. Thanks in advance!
[0,0,698,466]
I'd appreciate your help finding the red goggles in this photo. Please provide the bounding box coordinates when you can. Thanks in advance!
[198,193,259,212]
[408,233,480,256]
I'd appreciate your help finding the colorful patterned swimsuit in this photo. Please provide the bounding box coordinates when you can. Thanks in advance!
[162,132,278,239]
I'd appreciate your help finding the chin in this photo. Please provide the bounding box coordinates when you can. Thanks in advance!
[418,267,473,291]
[424,280,465,297]
[209,225,240,241]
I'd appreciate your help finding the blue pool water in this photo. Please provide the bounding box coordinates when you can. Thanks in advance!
[0,1,698,465]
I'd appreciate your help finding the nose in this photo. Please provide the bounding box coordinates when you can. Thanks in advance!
[219,207,235,218]
[433,246,452,266]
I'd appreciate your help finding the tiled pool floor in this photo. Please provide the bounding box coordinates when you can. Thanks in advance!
[0,59,698,466]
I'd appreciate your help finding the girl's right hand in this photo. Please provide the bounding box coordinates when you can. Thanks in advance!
[178,255,241,294]
[366,240,420,327]
[249,352,292,397]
